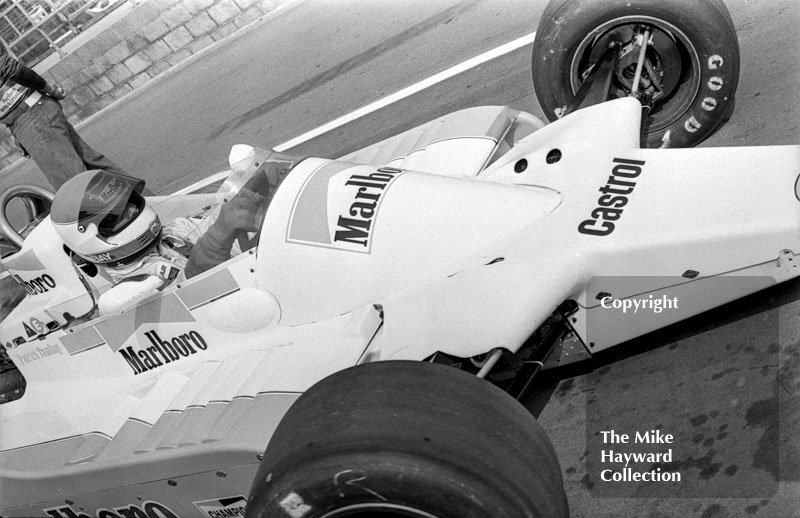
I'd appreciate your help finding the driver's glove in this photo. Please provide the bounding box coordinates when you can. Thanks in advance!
[184,189,265,279]
[214,189,264,236]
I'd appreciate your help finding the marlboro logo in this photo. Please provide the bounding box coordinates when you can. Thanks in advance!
[287,162,404,253]
[118,329,208,375]
[13,273,56,296]
[44,501,178,518]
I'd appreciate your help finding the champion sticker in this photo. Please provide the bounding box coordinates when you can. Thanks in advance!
[193,495,248,518]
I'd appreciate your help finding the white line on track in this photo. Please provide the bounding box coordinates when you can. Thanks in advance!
[172,31,537,196]
[274,31,537,152]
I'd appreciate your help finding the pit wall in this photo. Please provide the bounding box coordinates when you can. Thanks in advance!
[0,0,287,171]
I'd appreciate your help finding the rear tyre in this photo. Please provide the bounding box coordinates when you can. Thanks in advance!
[246,360,568,518]
[532,0,740,147]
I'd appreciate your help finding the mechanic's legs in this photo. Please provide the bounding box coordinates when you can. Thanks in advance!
[64,113,129,177]
[12,96,129,191]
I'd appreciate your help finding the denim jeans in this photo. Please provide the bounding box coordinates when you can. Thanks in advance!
[10,95,127,190]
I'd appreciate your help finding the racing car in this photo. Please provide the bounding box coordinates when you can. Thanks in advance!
[1,0,792,516]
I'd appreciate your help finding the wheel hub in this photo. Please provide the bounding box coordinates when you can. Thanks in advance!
[571,16,700,131]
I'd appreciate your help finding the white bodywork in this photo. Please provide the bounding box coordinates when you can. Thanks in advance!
[1,98,799,515]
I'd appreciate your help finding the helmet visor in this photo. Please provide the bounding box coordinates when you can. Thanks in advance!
[95,191,144,238]
[76,172,146,238]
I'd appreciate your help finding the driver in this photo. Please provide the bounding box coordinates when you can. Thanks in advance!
[50,169,264,311]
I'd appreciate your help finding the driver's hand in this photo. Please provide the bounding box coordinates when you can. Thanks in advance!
[215,189,265,236]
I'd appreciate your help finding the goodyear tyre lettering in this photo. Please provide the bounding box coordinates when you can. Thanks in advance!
[707,76,724,91]
[701,97,717,111]
[684,116,701,133]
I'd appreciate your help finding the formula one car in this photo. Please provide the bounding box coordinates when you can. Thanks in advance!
[1,0,791,517]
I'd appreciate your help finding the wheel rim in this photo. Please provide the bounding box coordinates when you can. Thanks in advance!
[321,504,441,518]
[569,15,701,133]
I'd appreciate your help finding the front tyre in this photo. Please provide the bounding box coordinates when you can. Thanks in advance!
[532,0,740,148]
[245,360,568,518]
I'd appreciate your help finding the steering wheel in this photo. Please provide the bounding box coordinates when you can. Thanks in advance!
[0,184,55,250]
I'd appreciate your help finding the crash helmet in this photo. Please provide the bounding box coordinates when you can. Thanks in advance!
[51,170,161,265]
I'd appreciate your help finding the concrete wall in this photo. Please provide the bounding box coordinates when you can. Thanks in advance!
[0,0,286,171]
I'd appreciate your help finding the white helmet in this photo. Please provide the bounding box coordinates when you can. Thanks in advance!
[51,170,161,265]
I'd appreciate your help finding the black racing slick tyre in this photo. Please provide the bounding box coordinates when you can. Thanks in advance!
[532,0,740,148]
[245,361,568,518]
